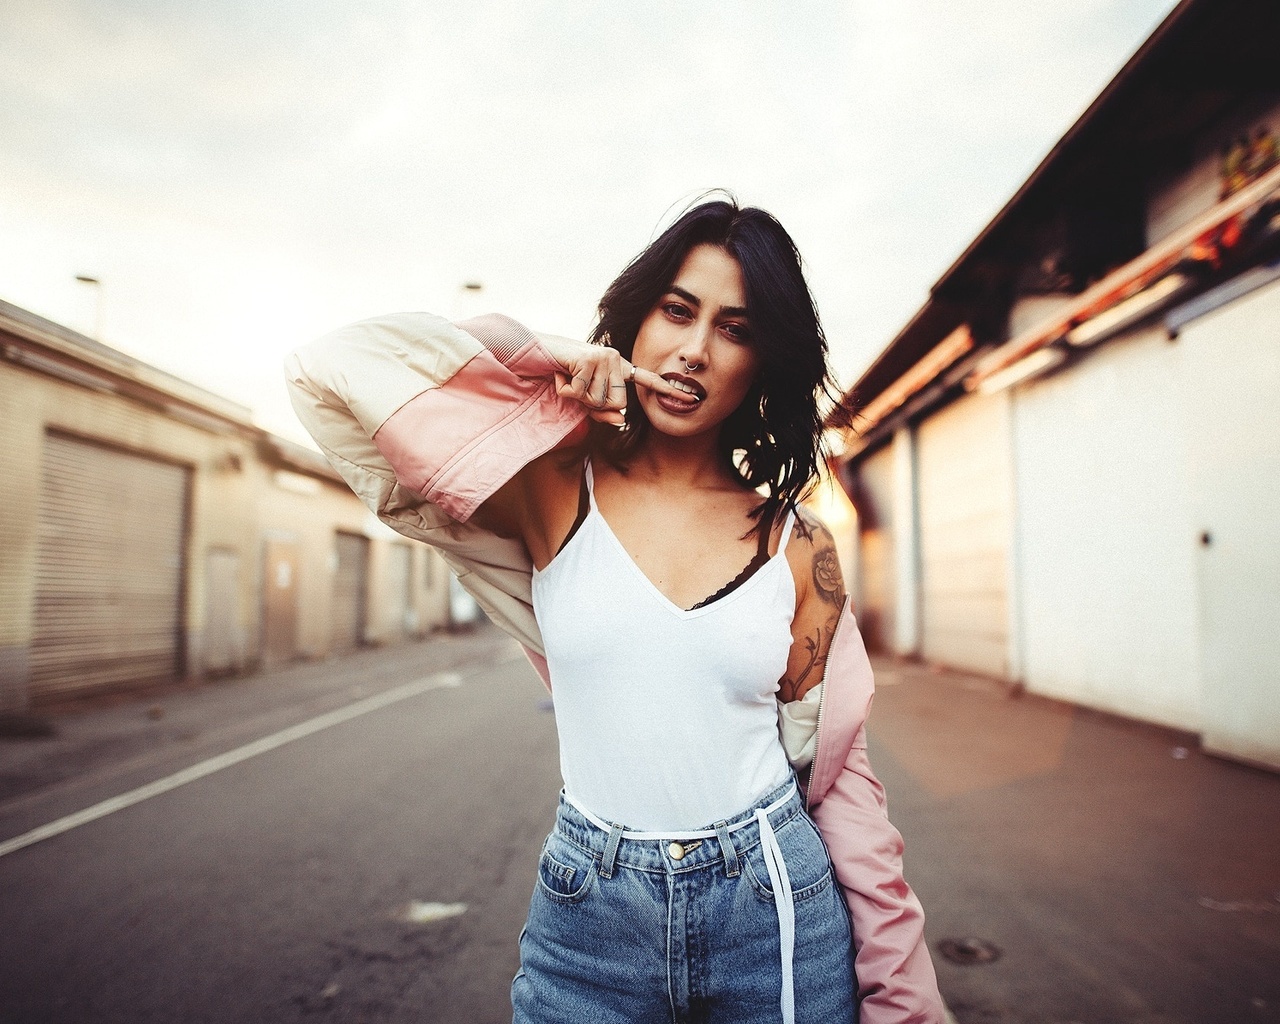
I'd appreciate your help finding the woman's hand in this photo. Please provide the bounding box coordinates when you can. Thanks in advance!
[535,332,696,427]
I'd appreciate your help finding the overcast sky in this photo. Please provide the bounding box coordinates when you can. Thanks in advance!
[0,0,1180,443]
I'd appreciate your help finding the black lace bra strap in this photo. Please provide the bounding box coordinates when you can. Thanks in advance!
[553,462,592,558]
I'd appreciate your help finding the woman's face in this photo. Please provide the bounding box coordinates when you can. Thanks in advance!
[631,243,761,438]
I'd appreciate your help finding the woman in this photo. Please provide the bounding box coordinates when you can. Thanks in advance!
[286,199,944,1023]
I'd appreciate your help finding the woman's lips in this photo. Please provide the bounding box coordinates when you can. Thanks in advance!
[657,372,706,415]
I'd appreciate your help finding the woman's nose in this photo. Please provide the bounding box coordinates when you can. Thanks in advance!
[679,324,712,368]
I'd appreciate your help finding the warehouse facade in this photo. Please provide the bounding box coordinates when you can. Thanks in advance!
[0,300,450,710]
[836,0,1280,771]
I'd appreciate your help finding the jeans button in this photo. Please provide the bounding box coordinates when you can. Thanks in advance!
[668,842,686,861]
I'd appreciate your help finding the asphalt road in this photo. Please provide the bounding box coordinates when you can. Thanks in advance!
[0,629,562,1024]
[2,629,1277,1023]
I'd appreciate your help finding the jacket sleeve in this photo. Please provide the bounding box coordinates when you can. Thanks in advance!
[807,604,945,1023]
[283,311,587,659]
[283,311,586,524]
[810,736,945,1023]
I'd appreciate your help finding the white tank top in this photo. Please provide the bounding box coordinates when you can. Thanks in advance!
[531,463,796,831]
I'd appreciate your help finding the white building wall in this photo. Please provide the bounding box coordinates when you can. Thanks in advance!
[1012,323,1202,729]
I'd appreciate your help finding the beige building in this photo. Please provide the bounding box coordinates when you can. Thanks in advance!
[0,299,450,711]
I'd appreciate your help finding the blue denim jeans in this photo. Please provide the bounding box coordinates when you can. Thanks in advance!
[511,777,856,1023]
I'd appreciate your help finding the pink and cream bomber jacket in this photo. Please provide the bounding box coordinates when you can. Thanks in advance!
[284,311,945,1024]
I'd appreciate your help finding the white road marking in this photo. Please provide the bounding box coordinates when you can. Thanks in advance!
[401,900,468,923]
[0,671,462,859]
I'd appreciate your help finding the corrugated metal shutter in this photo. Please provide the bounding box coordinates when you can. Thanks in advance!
[31,432,189,701]
[386,542,412,637]
[331,532,368,654]
[916,392,1012,677]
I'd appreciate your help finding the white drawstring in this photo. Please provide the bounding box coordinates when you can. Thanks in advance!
[757,808,795,1024]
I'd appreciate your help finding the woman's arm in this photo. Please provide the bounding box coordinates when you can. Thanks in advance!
[458,327,689,562]
[285,311,683,531]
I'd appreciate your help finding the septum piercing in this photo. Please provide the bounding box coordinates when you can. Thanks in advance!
[682,358,701,372]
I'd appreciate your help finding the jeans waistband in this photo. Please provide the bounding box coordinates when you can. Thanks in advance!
[553,776,802,874]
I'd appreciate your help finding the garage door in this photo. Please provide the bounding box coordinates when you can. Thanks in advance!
[916,392,1013,677]
[386,542,413,637]
[31,432,189,701]
[1179,277,1280,768]
[331,532,368,654]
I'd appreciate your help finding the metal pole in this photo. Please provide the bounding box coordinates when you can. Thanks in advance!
[74,274,103,339]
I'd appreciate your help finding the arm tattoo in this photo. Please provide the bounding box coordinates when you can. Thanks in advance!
[812,545,846,607]
[796,505,833,544]
[780,624,833,703]
[796,506,845,607]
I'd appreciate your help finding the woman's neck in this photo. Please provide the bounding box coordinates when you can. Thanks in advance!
[627,430,732,490]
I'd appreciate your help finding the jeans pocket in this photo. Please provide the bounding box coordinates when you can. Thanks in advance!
[535,834,598,905]
[743,812,834,903]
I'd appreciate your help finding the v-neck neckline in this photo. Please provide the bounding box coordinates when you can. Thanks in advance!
[587,504,788,619]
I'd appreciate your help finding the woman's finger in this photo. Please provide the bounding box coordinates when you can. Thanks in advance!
[575,370,603,407]
[557,366,617,411]
[585,363,615,409]
[556,371,592,405]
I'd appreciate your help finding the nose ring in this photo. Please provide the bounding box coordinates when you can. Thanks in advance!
[682,358,701,372]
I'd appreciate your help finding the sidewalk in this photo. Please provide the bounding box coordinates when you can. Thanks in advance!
[866,656,1280,1024]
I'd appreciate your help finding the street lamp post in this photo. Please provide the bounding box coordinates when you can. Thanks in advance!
[75,275,103,340]
[454,279,485,322]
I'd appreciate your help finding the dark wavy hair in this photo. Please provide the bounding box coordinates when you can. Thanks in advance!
[588,196,838,538]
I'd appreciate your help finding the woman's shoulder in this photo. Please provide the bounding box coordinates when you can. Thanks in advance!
[784,505,846,608]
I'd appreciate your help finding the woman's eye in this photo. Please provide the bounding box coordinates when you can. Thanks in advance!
[722,321,751,341]
[663,303,693,321]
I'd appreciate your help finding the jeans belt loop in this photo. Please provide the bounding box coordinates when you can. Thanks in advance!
[713,820,740,877]
[598,821,624,879]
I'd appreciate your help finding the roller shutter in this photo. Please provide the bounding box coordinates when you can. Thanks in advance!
[916,392,1013,677]
[386,543,413,637]
[331,532,368,654]
[31,432,189,701]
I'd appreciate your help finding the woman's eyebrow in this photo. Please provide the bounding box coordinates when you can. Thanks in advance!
[669,285,748,319]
